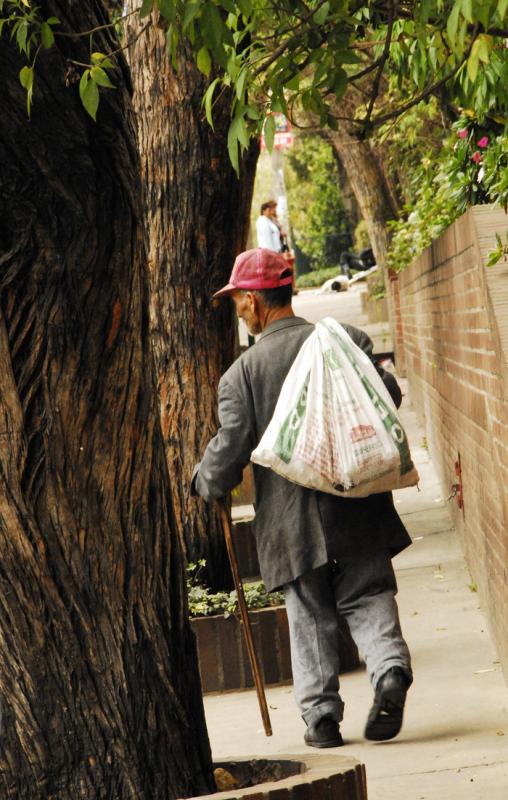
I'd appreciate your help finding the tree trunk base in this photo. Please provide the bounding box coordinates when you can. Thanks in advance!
[192,755,367,800]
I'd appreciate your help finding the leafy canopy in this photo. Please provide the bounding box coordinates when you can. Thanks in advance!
[142,0,508,172]
[2,0,508,164]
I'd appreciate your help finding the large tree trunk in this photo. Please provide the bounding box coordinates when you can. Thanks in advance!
[325,99,404,368]
[126,10,259,590]
[326,129,400,268]
[0,3,214,797]
[327,126,406,366]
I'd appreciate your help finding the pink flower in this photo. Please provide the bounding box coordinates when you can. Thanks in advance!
[458,128,469,139]
[478,136,489,148]
[471,151,482,163]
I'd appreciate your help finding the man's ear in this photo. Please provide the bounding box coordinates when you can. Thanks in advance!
[245,291,257,311]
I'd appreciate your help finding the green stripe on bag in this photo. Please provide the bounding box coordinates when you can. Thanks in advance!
[274,372,310,463]
[323,323,414,476]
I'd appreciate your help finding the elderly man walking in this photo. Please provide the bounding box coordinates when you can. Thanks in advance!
[192,248,412,747]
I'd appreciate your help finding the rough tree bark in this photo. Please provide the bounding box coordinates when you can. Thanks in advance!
[0,3,214,797]
[126,10,259,590]
[326,128,400,269]
[322,80,407,364]
[326,123,405,361]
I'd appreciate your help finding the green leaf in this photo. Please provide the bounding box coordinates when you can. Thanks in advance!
[236,115,249,148]
[333,49,362,64]
[15,20,28,54]
[236,67,247,101]
[419,0,432,22]
[202,77,219,129]
[246,106,260,121]
[301,90,313,112]
[19,65,33,91]
[139,0,153,19]
[157,0,176,22]
[460,0,473,23]
[228,114,249,152]
[91,52,114,68]
[486,241,503,266]
[332,67,348,99]
[286,73,300,91]
[91,66,115,89]
[226,53,240,80]
[475,1,491,28]
[263,114,275,153]
[40,22,54,49]
[20,64,34,114]
[237,0,253,15]
[467,40,481,82]
[313,60,329,87]
[499,0,508,20]
[26,84,33,116]
[79,71,100,121]
[183,1,201,28]
[313,1,330,25]
[446,1,461,47]
[476,34,493,63]
[46,16,60,25]
[197,46,212,77]
[456,16,468,55]
[270,94,288,115]
[227,122,240,175]
[165,23,177,64]
[202,3,225,52]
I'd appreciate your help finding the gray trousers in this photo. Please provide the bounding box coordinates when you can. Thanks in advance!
[283,552,412,727]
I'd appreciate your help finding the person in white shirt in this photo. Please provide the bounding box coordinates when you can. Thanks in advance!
[256,200,282,252]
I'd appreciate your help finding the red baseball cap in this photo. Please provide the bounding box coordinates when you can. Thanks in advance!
[213,248,293,299]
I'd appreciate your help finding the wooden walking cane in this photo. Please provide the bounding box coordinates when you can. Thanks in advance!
[217,501,273,737]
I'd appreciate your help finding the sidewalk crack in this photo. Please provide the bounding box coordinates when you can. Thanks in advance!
[373,758,508,780]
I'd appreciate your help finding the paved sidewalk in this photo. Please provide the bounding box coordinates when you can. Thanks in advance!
[204,385,508,799]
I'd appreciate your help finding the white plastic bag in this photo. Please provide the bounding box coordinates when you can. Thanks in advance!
[251,318,419,497]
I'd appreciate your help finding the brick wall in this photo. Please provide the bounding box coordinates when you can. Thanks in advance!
[397,205,508,682]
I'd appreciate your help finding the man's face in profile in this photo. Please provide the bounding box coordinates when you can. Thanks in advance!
[232,290,262,336]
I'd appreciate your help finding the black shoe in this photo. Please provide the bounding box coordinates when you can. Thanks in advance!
[365,667,408,742]
[304,716,344,748]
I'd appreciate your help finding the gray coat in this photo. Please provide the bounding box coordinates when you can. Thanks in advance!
[193,316,411,591]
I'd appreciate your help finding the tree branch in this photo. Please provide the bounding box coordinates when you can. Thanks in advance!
[251,0,329,79]
[65,19,151,69]
[485,26,508,36]
[360,0,397,135]
[55,7,140,38]
[349,55,384,82]
[368,55,468,128]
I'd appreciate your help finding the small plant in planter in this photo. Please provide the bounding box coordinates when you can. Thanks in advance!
[186,560,284,619]
[188,560,292,693]
[188,561,359,693]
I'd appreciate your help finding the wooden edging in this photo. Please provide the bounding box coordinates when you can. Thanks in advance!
[191,605,360,694]
[186,754,368,800]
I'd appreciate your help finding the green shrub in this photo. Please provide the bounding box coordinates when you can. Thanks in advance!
[388,119,508,272]
[186,560,284,618]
